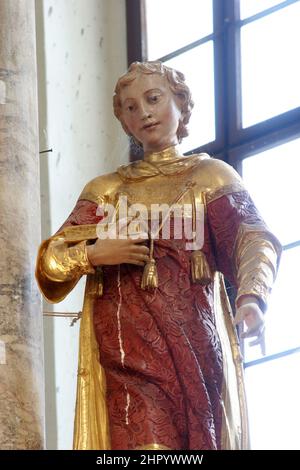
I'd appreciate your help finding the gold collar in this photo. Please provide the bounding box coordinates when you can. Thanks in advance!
[143,145,182,163]
[117,146,210,182]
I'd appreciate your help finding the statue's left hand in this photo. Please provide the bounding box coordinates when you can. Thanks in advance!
[234,296,266,355]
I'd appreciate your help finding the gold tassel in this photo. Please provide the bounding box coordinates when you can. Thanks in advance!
[141,259,158,290]
[189,189,212,285]
[190,250,212,285]
[141,237,158,290]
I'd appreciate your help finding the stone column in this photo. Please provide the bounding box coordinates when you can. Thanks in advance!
[0,1,45,449]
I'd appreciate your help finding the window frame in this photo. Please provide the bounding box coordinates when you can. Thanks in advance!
[126,0,300,367]
[126,0,300,163]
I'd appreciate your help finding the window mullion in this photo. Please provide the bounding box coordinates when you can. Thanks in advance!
[225,0,242,154]
[227,120,300,168]
[244,346,300,368]
[212,0,227,160]
[126,0,147,65]
[240,0,300,26]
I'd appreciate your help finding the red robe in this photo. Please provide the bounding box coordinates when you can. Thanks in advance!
[51,188,270,450]
[36,154,281,450]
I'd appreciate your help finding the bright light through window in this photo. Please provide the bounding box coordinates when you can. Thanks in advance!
[242,137,300,367]
[245,353,300,449]
[241,2,300,127]
[264,247,300,353]
[240,0,286,19]
[242,138,300,246]
[165,43,215,152]
[243,245,300,363]
[145,0,213,60]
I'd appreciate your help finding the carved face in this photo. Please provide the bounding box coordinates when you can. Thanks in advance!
[120,73,182,152]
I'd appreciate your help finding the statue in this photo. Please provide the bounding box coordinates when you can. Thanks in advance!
[36,61,281,450]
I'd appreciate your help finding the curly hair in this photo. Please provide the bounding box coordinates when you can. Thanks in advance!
[113,61,194,145]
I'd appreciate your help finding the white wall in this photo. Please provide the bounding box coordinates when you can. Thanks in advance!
[35,0,128,449]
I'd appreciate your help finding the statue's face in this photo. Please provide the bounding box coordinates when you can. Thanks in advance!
[120,73,182,152]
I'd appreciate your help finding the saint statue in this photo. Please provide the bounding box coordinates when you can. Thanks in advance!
[36,62,281,450]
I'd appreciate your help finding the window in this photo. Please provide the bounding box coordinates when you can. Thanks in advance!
[240,1,300,127]
[126,0,300,449]
[241,137,300,450]
[241,138,300,359]
[146,0,213,60]
[145,0,215,151]
[165,42,215,152]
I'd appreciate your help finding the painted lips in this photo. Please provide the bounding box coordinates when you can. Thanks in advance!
[142,122,159,130]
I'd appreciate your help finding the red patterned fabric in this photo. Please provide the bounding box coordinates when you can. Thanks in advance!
[61,193,264,449]
[56,199,102,232]
[94,238,223,450]
[207,191,265,286]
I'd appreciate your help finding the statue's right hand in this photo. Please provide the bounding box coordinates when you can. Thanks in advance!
[86,217,150,267]
[86,237,150,267]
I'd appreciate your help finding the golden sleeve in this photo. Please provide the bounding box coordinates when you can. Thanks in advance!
[36,235,95,303]
[206,167,282,312]
[234,224,281,311]
[35,198,102,303]
[41,237,95,282]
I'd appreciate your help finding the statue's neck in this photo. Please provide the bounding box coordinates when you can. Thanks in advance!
[143,145,183,163]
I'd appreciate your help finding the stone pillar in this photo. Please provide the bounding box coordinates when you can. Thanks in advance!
[0,1,45,449]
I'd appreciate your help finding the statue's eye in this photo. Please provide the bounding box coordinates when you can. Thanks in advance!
[149,95,159,103]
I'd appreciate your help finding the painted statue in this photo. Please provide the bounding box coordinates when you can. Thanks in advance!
[36,62,281,450]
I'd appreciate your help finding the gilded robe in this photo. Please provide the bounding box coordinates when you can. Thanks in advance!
[36,148,281,450]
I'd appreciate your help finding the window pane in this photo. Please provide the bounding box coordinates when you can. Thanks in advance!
[165,43,215,152]
[241,2,300,127]
[242,138,300,246]
[240,0,286,19]
[145,0,213,60]
[245,353,300,449]
[244,246,300,362]
[242,138,300,362]
[265,247,300,353]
